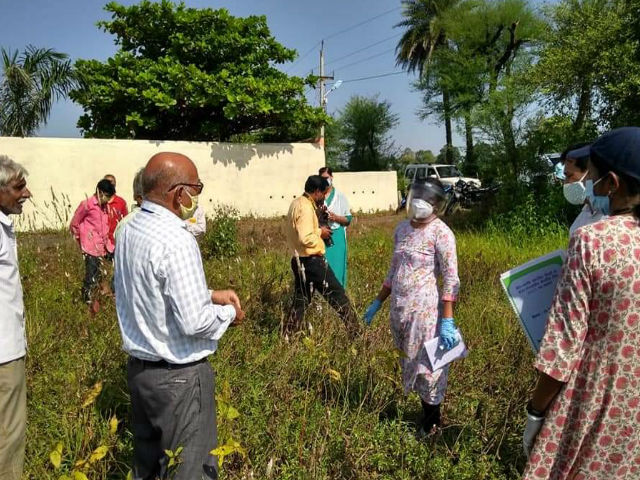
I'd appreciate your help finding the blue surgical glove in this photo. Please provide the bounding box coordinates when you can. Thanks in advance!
[363,299,382,325]
[439,317,459,351]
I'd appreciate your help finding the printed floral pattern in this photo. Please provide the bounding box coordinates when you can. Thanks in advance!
[524,215,640,479]
[384,218,460,404]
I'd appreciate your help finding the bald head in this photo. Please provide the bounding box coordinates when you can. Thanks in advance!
[142,152,200,215]
[104,174,116,187]
[142,152,197,196]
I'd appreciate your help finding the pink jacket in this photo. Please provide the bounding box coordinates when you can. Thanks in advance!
[70,196,114,256]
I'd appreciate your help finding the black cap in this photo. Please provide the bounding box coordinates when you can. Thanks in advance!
[591,127,640,181]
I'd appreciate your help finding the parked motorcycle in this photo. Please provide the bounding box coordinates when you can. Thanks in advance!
[443,179,499,216]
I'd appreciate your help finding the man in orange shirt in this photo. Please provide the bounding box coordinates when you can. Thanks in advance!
[104,174,128,248]
[285,175,359,335]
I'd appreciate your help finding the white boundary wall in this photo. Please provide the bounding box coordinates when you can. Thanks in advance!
[0,137,397,230]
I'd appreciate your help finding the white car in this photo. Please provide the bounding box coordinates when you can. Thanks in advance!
[404,164,481,188]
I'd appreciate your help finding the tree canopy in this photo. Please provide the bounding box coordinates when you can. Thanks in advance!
[0,46,76,137]
[70,0,327,142]
[328,95,399,172]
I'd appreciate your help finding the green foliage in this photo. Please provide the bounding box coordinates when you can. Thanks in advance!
[70,0,327,142]
[0,45,77,136]
[521,115,597,159]
[535,0,640,130]
[201,205,239,260]
[436,145,462,166]
[486,181,578,239]
[396,0,463,162]
[324,116,347,171]
[334,94,399,171]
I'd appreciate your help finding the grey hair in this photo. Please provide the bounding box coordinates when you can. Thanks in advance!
[132,168,144,199]
[0,155,28,189]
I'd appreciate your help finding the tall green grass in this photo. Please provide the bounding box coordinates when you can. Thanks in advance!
[20,214,566,479]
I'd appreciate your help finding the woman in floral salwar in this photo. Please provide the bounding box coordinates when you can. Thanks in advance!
[523,127,640,480]
[363,179,460,435]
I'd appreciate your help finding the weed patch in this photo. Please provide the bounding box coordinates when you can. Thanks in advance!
[20,213,565,479]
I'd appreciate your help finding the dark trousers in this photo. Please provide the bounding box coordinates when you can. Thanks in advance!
[288,255,359,335]
[81,254,103,303]
[127,357,218,480]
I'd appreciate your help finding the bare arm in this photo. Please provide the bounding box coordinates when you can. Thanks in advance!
[442,300,454,319]
[328,212,351,226]
[375,285,392,303]
[530,371,565,413]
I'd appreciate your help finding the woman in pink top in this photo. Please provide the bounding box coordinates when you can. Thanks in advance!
[523,127,640,479]
[70,179,115,304]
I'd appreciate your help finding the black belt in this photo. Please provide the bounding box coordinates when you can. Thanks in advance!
[129,356,207,369]
[297,254,324,260]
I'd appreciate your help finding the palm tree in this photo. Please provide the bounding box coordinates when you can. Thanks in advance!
[395,0,459,163]
[0,45,77,137]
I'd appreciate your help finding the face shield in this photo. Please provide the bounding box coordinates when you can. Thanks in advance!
[406,180,446,219]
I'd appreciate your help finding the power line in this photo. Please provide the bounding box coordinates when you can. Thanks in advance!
[324,33,402,70]
[285,6,401,75]
[324,6,401,41]
[331,47,396,72]
[341,71,405,84]
[285,41,321,73]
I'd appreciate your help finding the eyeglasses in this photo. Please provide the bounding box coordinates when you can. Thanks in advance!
[168,181,204,195]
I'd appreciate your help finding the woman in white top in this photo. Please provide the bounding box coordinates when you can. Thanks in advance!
[319,167,352,287]
[557,142,606,235]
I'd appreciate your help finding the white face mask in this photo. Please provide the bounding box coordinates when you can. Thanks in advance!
[409,199,433,220]
[562,171,589,205]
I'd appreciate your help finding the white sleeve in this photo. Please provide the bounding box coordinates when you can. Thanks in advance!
[339,191,351,217]
[159,237,234,340]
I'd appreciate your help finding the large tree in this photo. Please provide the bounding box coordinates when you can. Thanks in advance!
[442,0,544,175]
[70,0,326,142]
[395,0,461,164]
[535,0,634,133]
[0,46,76,137]
[337,95,399,171]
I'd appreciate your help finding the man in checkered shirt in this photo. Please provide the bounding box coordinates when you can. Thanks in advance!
[114,152,245,480]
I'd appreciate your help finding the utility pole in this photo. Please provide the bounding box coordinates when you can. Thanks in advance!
[318,40,334,145]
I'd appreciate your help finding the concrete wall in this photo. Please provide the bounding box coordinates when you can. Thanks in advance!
[0,136,397,230]
[332,171,398,213]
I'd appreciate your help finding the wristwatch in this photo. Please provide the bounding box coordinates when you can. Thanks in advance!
[526,400,546,418]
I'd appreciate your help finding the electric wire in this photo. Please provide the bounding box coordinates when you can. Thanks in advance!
[340,71,405,84]
[323,6,401,41]
[330,47,396,73]
[323,32,402,70]
[285,6,401,74]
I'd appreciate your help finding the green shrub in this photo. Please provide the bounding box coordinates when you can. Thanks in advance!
[484,180,578,239]
[201,205,240,260]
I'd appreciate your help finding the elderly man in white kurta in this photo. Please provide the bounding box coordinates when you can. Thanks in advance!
[0,155,32,480]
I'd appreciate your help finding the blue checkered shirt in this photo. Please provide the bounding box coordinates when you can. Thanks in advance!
[114,200,235,363]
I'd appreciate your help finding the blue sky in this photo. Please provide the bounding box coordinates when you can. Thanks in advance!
[0,0,461,153]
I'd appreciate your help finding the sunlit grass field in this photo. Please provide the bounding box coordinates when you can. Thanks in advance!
[20,212,566,479]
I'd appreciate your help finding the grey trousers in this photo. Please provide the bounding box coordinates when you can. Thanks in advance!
[127,357,218,480]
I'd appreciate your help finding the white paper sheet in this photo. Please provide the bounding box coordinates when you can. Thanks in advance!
[424,331,469,371]
[500,250,567,353]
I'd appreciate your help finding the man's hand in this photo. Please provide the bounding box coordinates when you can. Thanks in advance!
[211,289,241,310]
[231,304,245,326]
[320,226,332,239]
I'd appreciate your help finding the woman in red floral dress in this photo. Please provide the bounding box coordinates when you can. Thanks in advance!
[523,127,640,480]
